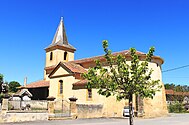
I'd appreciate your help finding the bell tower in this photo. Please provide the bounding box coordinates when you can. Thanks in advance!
[44,17,76,80]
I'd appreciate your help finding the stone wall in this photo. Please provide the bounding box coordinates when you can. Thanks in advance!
[0,98,49,123]
[143,85,168,118]
[9,100,48,110]
[76,104,103,118]
[0,112,48,123]
[25,100,47,110]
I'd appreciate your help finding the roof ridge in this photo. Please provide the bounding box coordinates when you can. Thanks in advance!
[28,79,45,85]
[61,61,87,73]
[70,49,145,63]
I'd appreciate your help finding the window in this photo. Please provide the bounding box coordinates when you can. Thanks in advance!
[59,80,63,94]
[64,52,67,60]
[87,89,92,99]
[50,52,53,60]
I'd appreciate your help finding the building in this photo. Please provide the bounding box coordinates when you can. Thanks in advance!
[165,89,189,104]
[22,18,168,118]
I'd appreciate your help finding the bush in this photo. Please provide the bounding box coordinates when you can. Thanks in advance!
[168,102,186,113]
[0,94,4,103]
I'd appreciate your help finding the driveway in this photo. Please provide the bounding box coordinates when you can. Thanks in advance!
[2,113,189,125]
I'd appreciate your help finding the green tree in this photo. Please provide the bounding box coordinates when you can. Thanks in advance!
[0,74,3,82]
[175,85,183,92]
[182,85,189,92]
[9,81,21,93]
[164,83,171,89]
[168,102,185,113]
[0,74,3,93]
[165,83,189,92]
[82,40,161,125]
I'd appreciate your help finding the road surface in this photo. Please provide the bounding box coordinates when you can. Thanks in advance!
[2,113,189,125]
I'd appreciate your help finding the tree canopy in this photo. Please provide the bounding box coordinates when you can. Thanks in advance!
[164,83,189,92]
[0,74,3,82]
[0,73,21,93]
[0,74,3,93]
[82,40,162,125]
[9,81,21,93]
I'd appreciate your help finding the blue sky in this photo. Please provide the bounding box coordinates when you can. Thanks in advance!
[0,0,189,85]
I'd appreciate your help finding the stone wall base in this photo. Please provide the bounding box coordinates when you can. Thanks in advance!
[0,112,48,123]
[76,104,103,118]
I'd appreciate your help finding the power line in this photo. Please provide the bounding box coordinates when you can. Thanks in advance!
[164,77,189,78]
[162,64,189,73]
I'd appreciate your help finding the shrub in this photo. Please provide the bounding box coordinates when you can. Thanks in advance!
[0,94,4,103]
[168,102,186,113]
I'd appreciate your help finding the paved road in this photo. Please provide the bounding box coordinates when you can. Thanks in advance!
[2,114,189,125]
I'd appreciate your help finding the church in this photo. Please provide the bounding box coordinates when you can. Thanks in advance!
[21,18,168,118]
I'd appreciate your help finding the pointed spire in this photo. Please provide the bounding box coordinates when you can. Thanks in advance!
[52,17,68,45]
[61,17,63,21]
[46,17,76,51]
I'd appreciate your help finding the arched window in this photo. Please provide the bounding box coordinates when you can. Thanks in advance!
[64,52,67,60]
[59,80,63,94]
[50,52,53,60]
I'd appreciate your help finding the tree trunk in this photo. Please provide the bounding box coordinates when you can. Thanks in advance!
[136,94,138,114]
[129,94,134,125]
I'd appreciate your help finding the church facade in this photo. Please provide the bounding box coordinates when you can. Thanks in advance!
[24,18,168,118]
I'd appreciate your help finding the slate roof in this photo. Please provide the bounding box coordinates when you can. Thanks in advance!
[45,17,76,50]
[46,43,76,50]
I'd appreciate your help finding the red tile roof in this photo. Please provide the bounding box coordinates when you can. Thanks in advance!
[165,89,189,96]
[63,62,87,73]
[165,89,174,95]
[174,92,189,96]
[73,80,88,86]
[71,50,147,64]
[44,65,56,71]
[20,80,50,89]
